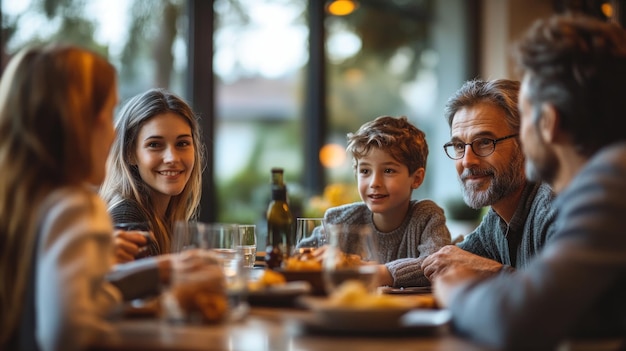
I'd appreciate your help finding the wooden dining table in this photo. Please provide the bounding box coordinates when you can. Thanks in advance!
[89,304,495,351]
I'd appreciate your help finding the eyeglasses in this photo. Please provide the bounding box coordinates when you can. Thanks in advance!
[443,134,518,160]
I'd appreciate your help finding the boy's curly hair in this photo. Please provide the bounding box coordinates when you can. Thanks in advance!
[346,115,428,174]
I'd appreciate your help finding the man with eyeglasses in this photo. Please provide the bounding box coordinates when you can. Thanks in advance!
[432,15,626,350]
[422,79,556,281]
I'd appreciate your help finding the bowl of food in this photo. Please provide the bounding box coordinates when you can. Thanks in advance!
[247,269,312,307]
[277,249,326,295]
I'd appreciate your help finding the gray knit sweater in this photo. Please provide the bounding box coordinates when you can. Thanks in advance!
[457,181,556,272]
[324,200,451,287]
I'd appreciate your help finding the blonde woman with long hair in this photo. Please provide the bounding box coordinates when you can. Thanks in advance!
[100,88,205,263]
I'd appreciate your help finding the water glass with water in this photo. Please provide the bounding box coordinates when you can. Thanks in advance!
[294,218,325,255]
[238,224,257,268]
[167,221,248,323]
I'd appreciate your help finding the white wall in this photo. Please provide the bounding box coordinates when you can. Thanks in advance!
[480,0,554,80]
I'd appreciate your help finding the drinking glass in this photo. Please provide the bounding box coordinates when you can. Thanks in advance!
[322,222,380,294]
[165,222,247,323]
[162,249,228,324]
[203,224,245,296]
[294,218,325,255]
[238,224,257,268]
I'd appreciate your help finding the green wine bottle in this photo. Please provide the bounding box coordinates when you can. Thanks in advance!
[265,168,294,269]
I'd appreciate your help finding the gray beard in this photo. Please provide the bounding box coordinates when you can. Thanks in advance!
[460,153,525,209]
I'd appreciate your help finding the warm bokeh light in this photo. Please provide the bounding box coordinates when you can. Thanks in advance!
[326,0,359,16]
[319,143,347,168]
[344,68,364,85]
[601,2,613,18]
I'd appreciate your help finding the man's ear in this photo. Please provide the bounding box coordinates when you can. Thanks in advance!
[539,103,559,143]
[411,168,425,189]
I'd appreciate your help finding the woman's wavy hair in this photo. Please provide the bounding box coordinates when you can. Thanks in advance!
[100,88,205,254]
[0,44,116,345]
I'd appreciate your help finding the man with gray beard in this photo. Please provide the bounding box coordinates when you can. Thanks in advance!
[434,16,626,350]
[422,79,556,280]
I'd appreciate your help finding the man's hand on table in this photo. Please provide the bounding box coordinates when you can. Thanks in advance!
[421,245,503,281]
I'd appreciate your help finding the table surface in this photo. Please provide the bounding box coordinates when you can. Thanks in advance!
[90,305,494,351]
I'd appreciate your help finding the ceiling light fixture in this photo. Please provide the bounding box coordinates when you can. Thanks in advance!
[326,0,359,16]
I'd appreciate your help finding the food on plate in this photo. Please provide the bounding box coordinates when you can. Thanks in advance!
[283,249,322,271]
[248,269,287,291]
[328,280,436,309]
[283,248,363,271]
[335,252,364,268]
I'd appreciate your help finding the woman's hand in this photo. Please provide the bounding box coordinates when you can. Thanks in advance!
[112,229,150,264]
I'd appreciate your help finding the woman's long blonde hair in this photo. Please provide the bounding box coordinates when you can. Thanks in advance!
[0,44,116,345]
[99,88,205,254]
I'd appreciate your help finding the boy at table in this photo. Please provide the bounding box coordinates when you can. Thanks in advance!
[434,14,626,351]
[323,115,451,288]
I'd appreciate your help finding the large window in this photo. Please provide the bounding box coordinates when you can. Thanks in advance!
[6,0,625,249]
[324,0,436,198]
[213,0,309,228]
[212,1,439,232]
[2,0,189,102]
[1,0,481,244]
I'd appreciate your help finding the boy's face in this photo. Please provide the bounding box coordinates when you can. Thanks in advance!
[356,148,424,219]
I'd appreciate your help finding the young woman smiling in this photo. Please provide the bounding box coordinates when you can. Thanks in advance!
[100,88,205,263]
